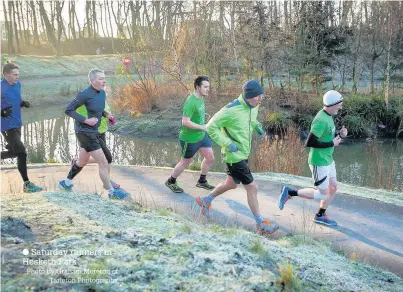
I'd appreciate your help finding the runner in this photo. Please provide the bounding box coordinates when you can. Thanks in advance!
[1,63,43,192]
[75,100,120,189]
[165,76,215,193]
[278,90,347,226]
[196,80,279,235]
[58,68,128,199]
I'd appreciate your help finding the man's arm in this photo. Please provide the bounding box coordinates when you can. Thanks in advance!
[182,116,206,131]
[65,93,88,123]
[206,108,233,148]
[305,132,334,148]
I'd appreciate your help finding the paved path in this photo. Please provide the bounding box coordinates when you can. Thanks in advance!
[1,164,402,276]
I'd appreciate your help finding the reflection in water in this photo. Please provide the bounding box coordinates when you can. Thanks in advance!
[1,117,402,192]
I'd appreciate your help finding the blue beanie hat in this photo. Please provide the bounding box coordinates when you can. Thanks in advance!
[243,80,264,99]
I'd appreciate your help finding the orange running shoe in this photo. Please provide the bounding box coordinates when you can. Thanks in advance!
[196,196,212,218]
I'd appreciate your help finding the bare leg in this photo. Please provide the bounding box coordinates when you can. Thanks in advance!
[89,148,112,190]
[297,187,329,200]
[198,147,214,175]
[243,181,260,215]
[171,158,192,178]
[77,148,90,167]
[320,177,337,209]
[210,175,238,197]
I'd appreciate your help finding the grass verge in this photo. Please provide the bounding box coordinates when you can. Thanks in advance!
[1,191,401,291]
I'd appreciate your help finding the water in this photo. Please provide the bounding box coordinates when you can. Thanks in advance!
[1,116,402,192]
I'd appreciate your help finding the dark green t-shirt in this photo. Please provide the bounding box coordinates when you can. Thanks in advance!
[179,94,206,143]
[308,109,335,166]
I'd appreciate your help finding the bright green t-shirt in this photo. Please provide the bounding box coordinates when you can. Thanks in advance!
[308,109,336,166]
[76,101,111,134]
[179,94,206,143]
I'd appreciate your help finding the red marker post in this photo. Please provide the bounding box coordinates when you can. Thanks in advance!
[123,56,131,73]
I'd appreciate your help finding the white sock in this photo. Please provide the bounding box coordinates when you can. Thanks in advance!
[313,190,327,201]
[64,179,73,186]
[108,188,114,194]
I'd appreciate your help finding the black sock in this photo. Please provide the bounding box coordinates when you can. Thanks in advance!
[67,162,83,180]
[198,174,207,183]
[168,176,176,184]
[317,208,326,217]
[288,189,298,196]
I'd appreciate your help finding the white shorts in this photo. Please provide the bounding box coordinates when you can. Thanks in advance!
[309,161,337,190]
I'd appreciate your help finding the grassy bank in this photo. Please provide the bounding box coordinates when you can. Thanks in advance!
[3,55,121,79]
[1,191,402,291]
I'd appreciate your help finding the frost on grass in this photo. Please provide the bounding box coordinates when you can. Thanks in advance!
[1,191,402,291]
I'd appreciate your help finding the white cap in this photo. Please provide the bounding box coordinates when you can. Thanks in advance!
[323,90,343,107]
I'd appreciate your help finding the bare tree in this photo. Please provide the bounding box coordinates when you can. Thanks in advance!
[38,1,57,54]
[106,0,115,53]
[30,1,40,46]
[85,1,92,38]
[3,1,15,54]
[68,1,77,41]
[10,1,21,53]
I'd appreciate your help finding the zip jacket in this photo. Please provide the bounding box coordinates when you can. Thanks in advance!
[207,94,262,163]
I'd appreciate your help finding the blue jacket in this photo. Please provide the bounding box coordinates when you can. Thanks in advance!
[65,86,106,133]
[1,79,24,132]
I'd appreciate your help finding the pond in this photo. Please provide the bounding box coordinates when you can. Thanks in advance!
[1,116,402,192]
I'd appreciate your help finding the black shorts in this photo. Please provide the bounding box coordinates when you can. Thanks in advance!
[180,134,212,159]
[76,132,101,152]
[98,133,112,164]
[226,160,254,185]
[1,127,26,154]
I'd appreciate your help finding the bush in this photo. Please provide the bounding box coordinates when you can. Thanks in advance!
[342,114,371,137]
[264,111,290,132]
[338,94,402,137]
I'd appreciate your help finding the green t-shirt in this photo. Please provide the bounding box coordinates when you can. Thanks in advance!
[179,94,206,143]
[308,109,335,166]
[76,101,111,134]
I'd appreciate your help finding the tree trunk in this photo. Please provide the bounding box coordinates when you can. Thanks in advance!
[92,1,97,39]
[154,1,161,37]
[111,1,126,38]
[74,4,82,39]
[106,1,115,53]
[38,1,57,54]
[10,1,21,53]
[99,2,107,38]
[3,1,15,54]
[69,2,77,41]
[55,1,64,55]
[129,1,136,40]
[85,1,91,38]
[230,2,239,74]
[30,1,40,46]
[165,1,172,41]
[351,4,362,94]
[16,1,27,44]
[385,10,392,108]
[284,1,289,30]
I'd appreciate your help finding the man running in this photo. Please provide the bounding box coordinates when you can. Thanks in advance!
[165,76,215,193]
[196,80,279,235]
[58,68,128,199]
[1,63,43,192]
[75,100,120,189]
[278,90,347,226]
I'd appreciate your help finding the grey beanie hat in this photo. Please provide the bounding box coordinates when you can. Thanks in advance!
[243,80,264,99]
